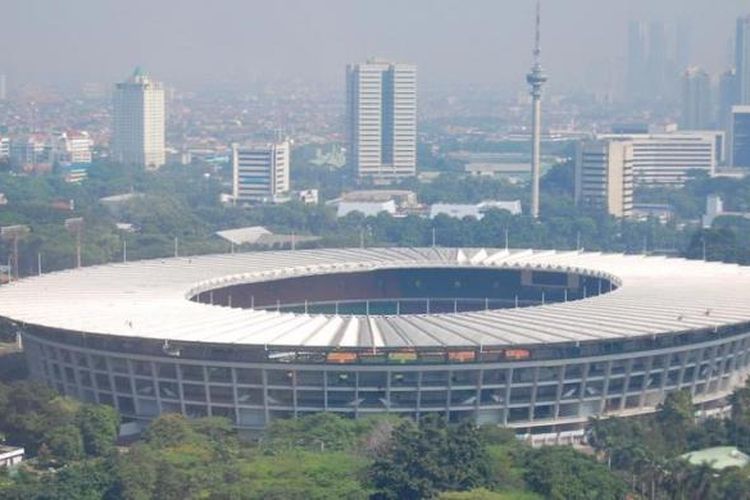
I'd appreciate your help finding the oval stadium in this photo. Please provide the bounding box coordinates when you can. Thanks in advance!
[1,247,749,442]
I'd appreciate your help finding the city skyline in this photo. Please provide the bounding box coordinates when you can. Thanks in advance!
[1,0,748,93]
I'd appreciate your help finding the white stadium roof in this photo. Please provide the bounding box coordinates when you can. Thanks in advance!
[1,248,749,349]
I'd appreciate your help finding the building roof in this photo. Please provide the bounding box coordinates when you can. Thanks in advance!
[681,447,750,470]
[0,248,749,349]
[337,200,397,218]
[215,226,272,245]
[430,201,522,219]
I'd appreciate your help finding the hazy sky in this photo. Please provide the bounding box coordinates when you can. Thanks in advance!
[1,0,747,92]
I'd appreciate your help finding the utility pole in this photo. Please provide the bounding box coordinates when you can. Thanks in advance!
[174,237,179,258]
[64,217,84,268]
[1,225,30,280]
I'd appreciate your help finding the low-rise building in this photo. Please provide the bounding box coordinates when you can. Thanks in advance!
[232,140,290,203]
[337,200,397,218]
[0,445,24,468]
[429,201,522,220]
[10,134,52,173]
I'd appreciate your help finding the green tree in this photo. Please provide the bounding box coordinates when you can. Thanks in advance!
[657,390,695,454]
[77,404,120,457]
[43,424,84,462]
[522,446,627,500]
[371,415,492,499]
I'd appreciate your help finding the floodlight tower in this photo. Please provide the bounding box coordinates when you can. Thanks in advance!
[526,0,547,219]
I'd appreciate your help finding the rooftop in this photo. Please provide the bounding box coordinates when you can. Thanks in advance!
[0,248,749,349]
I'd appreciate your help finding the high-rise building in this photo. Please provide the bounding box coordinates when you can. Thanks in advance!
[595,132,723,186]
[346,58,417,181]
[232,140,290,203]
[575,140,634,218]
[112,67,165,169]
[681,67,712,130]
[731,105,750,167]
[627,21,648,100]
[0,74,6,101]
[736,15,750,104]
[626,20,683,102]
[526,1,547,219]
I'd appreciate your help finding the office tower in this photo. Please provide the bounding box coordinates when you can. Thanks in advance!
[575,140,634,218]
[681,67,711,130]
[595,132,722,186]
[627,21,648,100]
[647,20,668,97]
[232,140,290,203]
[627,20,683,101]
[112,67,165,169]
[0,74,6,101]
[731,106,750,167]
[737,15,750,104]
[719,69,739,129]
[346,58,417,181]
[526,1,547,219]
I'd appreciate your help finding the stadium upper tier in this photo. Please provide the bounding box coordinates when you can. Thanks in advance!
[0,247,749,349]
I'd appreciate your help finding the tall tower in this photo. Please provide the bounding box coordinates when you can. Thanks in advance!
[680,66,711,130]
[526,1,547,219]
[346,59,417,181]
[112,67,165,169]
[737,15,750,105]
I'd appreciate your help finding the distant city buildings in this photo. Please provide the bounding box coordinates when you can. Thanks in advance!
[0,74,6,101]
[346,58,417,181]
[627,20,687,101]
[731,106,750,168]
[737,15,750,105]
[680,67,711,130]
[575,140,634,218]
[231,140,290,203]
[594,132,723,186]
[112,67,165,169]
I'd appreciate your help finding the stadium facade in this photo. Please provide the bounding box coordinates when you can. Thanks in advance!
[1,248,750,439]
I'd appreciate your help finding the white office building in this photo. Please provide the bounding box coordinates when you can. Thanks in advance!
[346,59,417,180]
[595,132,723,186]
[54,131,93,183]
[575,140,634,218]
[112,68,165,169]
[232,141,290,203]
[0,137,9,161]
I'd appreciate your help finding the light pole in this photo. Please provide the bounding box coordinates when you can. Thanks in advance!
[64,217,84,268]
[1,225,31,280]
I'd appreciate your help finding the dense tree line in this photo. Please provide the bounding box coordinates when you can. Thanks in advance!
[587,387,750,499]
[2,158,750,276]
[5,377,750,498]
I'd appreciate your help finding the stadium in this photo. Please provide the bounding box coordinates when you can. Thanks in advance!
[1,247,750,441]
